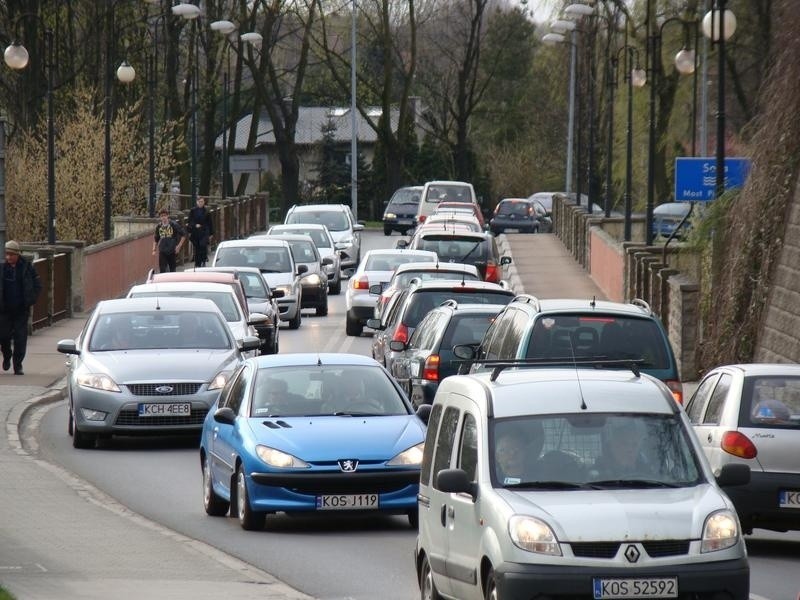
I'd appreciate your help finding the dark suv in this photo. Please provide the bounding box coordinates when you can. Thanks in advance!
[458,295,684,403]
[389,301,506,408]
[383,186,422,235]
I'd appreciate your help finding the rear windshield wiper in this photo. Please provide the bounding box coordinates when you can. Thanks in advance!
[460,241,483,263]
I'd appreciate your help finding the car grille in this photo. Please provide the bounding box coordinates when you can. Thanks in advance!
[114,407,209,427]
[570,540,690,559]
[251,470,419,495]
[127,383,203,396]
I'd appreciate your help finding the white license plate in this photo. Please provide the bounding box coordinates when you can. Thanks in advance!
[138,403,191,417]
[779,490,800,508]
[397,219,413,225]
[593,578,678,599]
[316,494,379,510]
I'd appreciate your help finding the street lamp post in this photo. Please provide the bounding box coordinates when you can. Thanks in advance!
[4,16,56,244]
[626,54,646,241]
[211,20,238,200]
[350,0,358,222]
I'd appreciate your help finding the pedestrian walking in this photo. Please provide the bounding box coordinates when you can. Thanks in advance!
[187,196,214,267]
[153,207,186,273]
[0,240,43,375]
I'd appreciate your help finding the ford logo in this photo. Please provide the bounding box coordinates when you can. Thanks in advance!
[155,385,174,394]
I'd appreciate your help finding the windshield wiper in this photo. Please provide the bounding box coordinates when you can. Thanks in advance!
[459,241,483,263]
[504,481,586,490]
[589,479,680,489]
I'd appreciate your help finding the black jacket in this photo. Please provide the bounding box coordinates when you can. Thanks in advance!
[0,255,43,312]
[188,206,213,243]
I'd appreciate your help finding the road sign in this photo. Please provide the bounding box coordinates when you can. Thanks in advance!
[674,157,751,202]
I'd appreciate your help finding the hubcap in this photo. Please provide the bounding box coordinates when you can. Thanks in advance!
[203,460,212,506]
[237,471,246,519]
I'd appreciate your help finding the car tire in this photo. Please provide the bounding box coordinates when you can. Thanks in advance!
[234,465,265,531]
[67,401,74,436]
[484,569,497,600]
[316,298,329,317]
[419,554,442,600]
[329,277,342,295]
[202,456,230,516]
[384,225,392,236]
[345,312,363,337]
[288,308,302,330]
[72,425,95,450]
[407,509,418,529]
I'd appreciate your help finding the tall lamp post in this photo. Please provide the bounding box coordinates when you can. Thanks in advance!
[211,20,238,200]
[545,19,577,196]
[142,1,168,217]
[702,1,736,200]
[626,54,647,241]
[350,0,358,221]
[4,16,56,244]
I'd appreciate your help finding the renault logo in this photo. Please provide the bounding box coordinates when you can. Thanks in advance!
[624,545,640,563]
[155,385,174,394]
[339,459,358,472]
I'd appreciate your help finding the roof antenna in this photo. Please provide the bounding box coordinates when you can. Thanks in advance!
[590,296,596,309]
[568,333,588,410]
[317,355,322,366]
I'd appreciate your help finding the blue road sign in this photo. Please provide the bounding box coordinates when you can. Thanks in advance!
[674,157,751,202]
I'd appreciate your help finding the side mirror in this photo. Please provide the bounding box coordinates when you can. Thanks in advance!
[270,288,285,299]
[353,223,365,232]
[214,406,236,425]
[297,264,309,276]
[396,239,409,249]
[366,318,383,330]
[238,336,262,352]
[500,256,512,266]
[248,313,268,326]
[369,284,383,296]
[716,463,750,487]
[415,403,432,424]
[321,257,333,266]
[435,468,477,498]
[57,339,80,355]
[453,344,476,360]
[389,340,406,352]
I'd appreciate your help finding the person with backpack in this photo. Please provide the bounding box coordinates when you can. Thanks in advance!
[152,207,186,272]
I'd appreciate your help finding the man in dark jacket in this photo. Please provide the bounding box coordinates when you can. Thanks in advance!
[187,196,214,267]
[0,240,43,375]
[152,207,186,273]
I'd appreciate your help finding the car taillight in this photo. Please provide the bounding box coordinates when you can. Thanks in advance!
[665,380,683,404]
[417,215,427,224]
[721,431,757,459]
[484,261,500,283]
[351,276,370,290]
[422,355,440,381]
[392,323,409,344]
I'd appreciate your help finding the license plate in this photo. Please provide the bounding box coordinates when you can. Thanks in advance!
[779,490,800,508]
[316,494,379,510]
[593,578,678,599]
[397,219,413,225]
[138,403,191,417]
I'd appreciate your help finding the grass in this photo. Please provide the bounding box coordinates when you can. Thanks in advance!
[0,586,15,600]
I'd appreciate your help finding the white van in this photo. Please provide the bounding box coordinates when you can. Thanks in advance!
[415,180,479,226]
[415,366,750,600]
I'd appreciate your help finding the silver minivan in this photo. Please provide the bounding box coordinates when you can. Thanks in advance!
[415,366,750,600]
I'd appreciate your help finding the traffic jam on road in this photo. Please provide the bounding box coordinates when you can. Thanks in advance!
[51,193,799,600]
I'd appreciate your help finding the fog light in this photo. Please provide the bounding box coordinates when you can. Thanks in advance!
[80,408,108,421]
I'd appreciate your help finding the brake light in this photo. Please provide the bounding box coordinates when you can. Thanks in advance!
[721,431,757,459]
[352,276,370,290]
[422,355,440,381]
[392,323,409,344]
[417,215,427,224]
[665,379,683,404]
[484,261,500,283]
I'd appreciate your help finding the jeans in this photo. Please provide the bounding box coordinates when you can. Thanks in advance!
[0,308,30,369]
[158,251,177,273]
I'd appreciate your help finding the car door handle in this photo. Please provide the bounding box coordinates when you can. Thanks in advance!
[213,426,220,439]
[440,504,447,527]
[707,433,713,443]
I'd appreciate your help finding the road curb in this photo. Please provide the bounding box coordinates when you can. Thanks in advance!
[498,234,525,295]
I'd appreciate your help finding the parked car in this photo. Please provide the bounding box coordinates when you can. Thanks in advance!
[262,223,342,295]
[383,185,422,235]
[685,363,800,534]
[653,201,693,239]
[526,191,558,215]
[191,266,281,354]
[259,233,329,317]
[415,180,479,226]
[58,297,260,449]
[212,238,305,329]
[489,197,548,234]
[399,226,511,285]
[284,204,364,273]
[345,249,438,337]
[415,366,750,600]
[368,279,514,372]
[458,295,684,403]
[199,353,427,530]
[390,301,505,408]
[127,280,264,357]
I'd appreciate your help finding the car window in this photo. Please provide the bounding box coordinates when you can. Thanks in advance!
[274,227,331,248]
[686,374,718,423]
[129,290,241,322]
[382,290,407,328]
[743,375,800,428]
[288,240,318,263]
[287,210,349,232]
[223,366,250,415]
[420,403,444,486]
[215,246,292,273]
[442,314,497,352]
[238,272,268,297]
[89,310,231,351]
[458,413,479,482]
[482,310,514,361]
[424,185,471,204]
[432,406,461,489]
[417,236,488,262]
[499,308,529,358]
[702,374,732,425]
[403,291,511,329]
[389,188,421,206]
[497,201,530,216]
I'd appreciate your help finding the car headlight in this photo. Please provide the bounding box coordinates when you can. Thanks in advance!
[508,516,562,556]
[701,510,739,553]
[274,285,292,297]
[337,236,354,248]
[256,445,310,468]
[77,373,120,392]
[303,273,323,286]
[208,370,233,391]
[387,442,424,466]
[384,212,397,219]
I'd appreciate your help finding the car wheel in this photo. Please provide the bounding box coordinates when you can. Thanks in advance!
[202,456,230,516]
[345,312,363,337]
[407,509,419,529]
[484,569,497,600]
[288,307,302,330]
[384,225,392,236]
[419,554,442,600]
[72,425,95,450]
[329,277,342,295]
[67,400,74,436]
[316,298,329,317]
[234,465,265,530]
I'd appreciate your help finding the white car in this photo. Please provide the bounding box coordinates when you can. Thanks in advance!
[284,204,364,274]
[344,249,437,337]
[415,366,751,600]
[261,223,342,294]
[212,239,305,329]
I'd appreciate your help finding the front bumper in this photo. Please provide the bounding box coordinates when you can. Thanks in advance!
[491,216,537,230]
[723,471,800,532]
[494,557,749,600]
[338,246,358,269]
[277,296,300,321]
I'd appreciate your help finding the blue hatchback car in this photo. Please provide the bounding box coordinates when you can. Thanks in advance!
[200,353,426,530]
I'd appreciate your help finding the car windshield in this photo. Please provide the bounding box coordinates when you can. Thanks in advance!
[497,201,531,216]
[215,247,292,273]
[403,291,512,327]
[741,376,800,429]
[287,240,318,263]
[130,291,241,322]
[249,365,409,417]
[389,188,421,206]
[89,310,231,351]
[237,272,269,298]
[366,253,435,272]
[524,314,672,369]
[490,413,702,489]
[287,210,349,232]
[417,236,488,262]
[393,270,481,288]
[274,227,331,248]
[424,185,471,204]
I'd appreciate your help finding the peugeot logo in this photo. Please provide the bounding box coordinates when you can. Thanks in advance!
[338,459,358,472]
[155,385,174,394]
[624,545,641,563]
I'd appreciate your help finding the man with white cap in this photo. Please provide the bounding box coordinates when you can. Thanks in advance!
[0,241,43,375]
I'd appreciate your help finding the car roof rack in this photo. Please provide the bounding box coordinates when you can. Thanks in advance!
[629,298,652,314]
[473,357,644,382]
[511,294,541,312]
